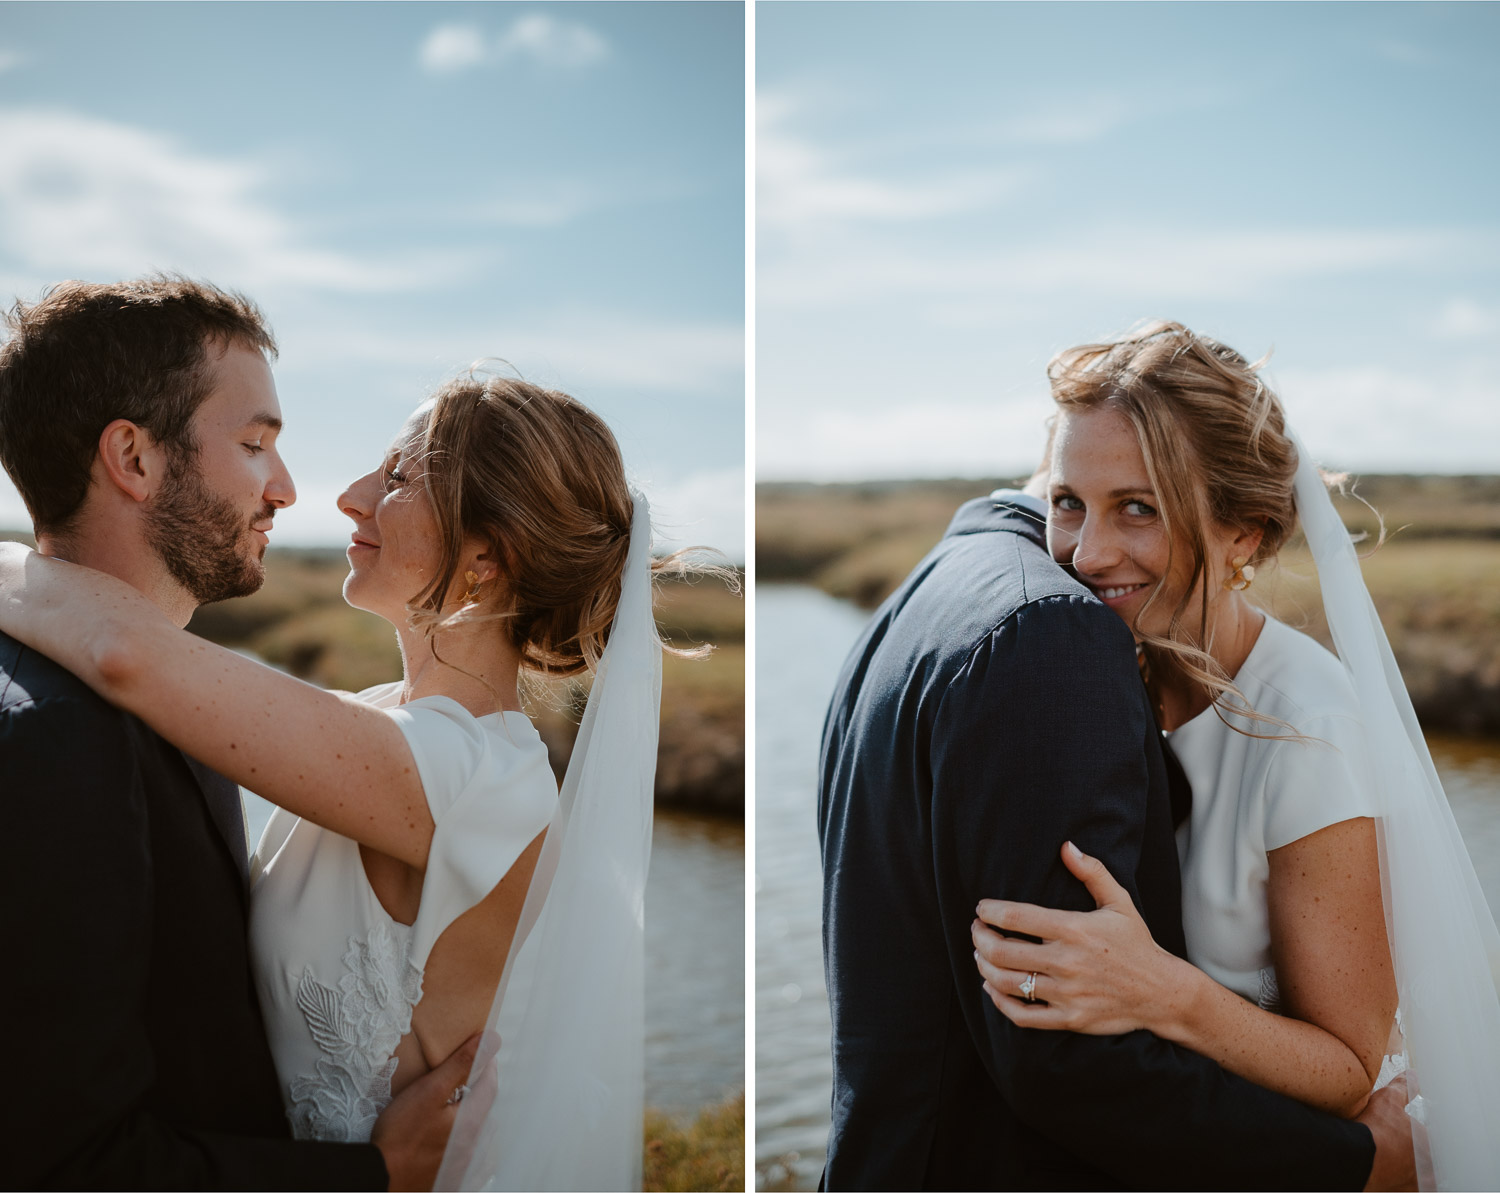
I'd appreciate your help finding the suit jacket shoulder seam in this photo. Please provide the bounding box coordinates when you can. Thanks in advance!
[947,589,1099,691]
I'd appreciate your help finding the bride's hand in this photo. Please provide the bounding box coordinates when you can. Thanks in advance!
[971,841,1193,1036]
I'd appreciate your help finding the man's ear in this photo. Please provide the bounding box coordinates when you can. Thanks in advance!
[96,419,167,504]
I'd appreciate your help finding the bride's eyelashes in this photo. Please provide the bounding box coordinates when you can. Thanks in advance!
[1051,494,1159,520]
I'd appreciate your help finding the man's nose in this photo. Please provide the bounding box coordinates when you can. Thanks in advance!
[266,452,296,509]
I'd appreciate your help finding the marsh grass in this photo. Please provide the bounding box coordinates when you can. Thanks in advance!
[644,1092,746,1192]
[756,478,1500,737]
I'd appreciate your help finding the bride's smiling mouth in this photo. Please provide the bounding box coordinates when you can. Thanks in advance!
[1084,580,1151,608]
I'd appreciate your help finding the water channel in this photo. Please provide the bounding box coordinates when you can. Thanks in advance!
[754,583,1500,1190]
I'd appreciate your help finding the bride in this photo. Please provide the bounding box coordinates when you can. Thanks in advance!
[0,370,680,1190]
[969,322,1500,1188]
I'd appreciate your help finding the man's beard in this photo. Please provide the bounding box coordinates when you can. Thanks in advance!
[144,455,268,605]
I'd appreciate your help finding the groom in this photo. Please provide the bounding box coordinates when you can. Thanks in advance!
[0,277,470,1189]
[818,477,1413,1190]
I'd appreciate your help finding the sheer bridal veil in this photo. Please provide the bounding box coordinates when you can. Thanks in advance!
[435,491,661,1191]
[1290,429,1500,1189]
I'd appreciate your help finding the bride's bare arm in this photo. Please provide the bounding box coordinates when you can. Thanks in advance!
[972,822,1396,1117]
[0,544,434,869]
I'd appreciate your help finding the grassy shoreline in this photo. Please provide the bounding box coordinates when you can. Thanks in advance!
[0,533,746,814]
[758,475,1500,739]
[644,1092,746,1192]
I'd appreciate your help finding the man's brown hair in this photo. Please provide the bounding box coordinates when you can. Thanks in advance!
[0,275,277,535]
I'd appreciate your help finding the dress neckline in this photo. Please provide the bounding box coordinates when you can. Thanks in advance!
[1165,610,1272,740]
[365,682,537,729]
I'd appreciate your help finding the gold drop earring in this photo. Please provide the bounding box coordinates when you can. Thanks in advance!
[1223,556,1255,591]
[461,569,483,605]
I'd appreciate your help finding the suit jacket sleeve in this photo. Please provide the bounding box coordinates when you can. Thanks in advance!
[0,694,388,1191]
[930,595,1376,1191]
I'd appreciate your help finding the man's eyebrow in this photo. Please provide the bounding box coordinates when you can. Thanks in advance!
[247,413,283,431]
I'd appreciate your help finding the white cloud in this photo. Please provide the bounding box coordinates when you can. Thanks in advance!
[418,14,608,76]
[641,466,745,562]
[761,227,1477,310]
[0,476,29,532]
[758,86,1138,234]
[759,90,1029,231]
[757,396,1053,482]
[1432,298,1500,341]
[470,195,590,228]
[507,316,743,395]
[760,86,1476,310]
[419,24,488,74]
[281,311,743,397]
[989,97,1129,146]
[0,108,444,294]
[1273,361,1500,472]
[495,14,608,68]
[757,357,1500,481]
[454,173,693,230]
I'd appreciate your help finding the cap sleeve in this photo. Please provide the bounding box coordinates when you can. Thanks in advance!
[384,696,559,965]
[1263,711,1379,852]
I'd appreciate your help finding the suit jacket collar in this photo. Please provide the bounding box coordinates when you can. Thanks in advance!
[943,492,1047,549]
[0,630,254,899]
[937,504,1194,827]
[180,752,252,894]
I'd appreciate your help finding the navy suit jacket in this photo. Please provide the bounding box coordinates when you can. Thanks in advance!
[817,497,1376,1190]
[0,630,387,1190]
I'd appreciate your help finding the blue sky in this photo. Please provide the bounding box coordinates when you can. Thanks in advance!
[0,2,745,555]
[757,1,1500,480]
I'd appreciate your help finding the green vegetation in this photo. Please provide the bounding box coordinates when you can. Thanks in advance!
[0,536,745,813]
[758,476,1500,738]
[528,568,745,815]
[757,479,1006,607]
[643,1092,746,1192]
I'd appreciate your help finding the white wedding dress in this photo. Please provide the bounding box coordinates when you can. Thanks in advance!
[247,682,558,1142]
[1169,612,1379,1014]
[236,492,659,1192]
[1165,434,1500,1186]
[1168,613,1415,1082]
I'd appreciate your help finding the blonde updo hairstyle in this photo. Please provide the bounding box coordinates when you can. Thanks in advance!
[403,371,705,680]
[1047,320,1299,722]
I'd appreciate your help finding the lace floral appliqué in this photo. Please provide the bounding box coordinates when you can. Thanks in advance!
[287,920,425,1141]
[1256,965,1282,1014]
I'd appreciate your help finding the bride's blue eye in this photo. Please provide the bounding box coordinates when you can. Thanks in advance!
[1124,499,1157,517]
[1053,494,1083,513]
[383,468,407,491]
